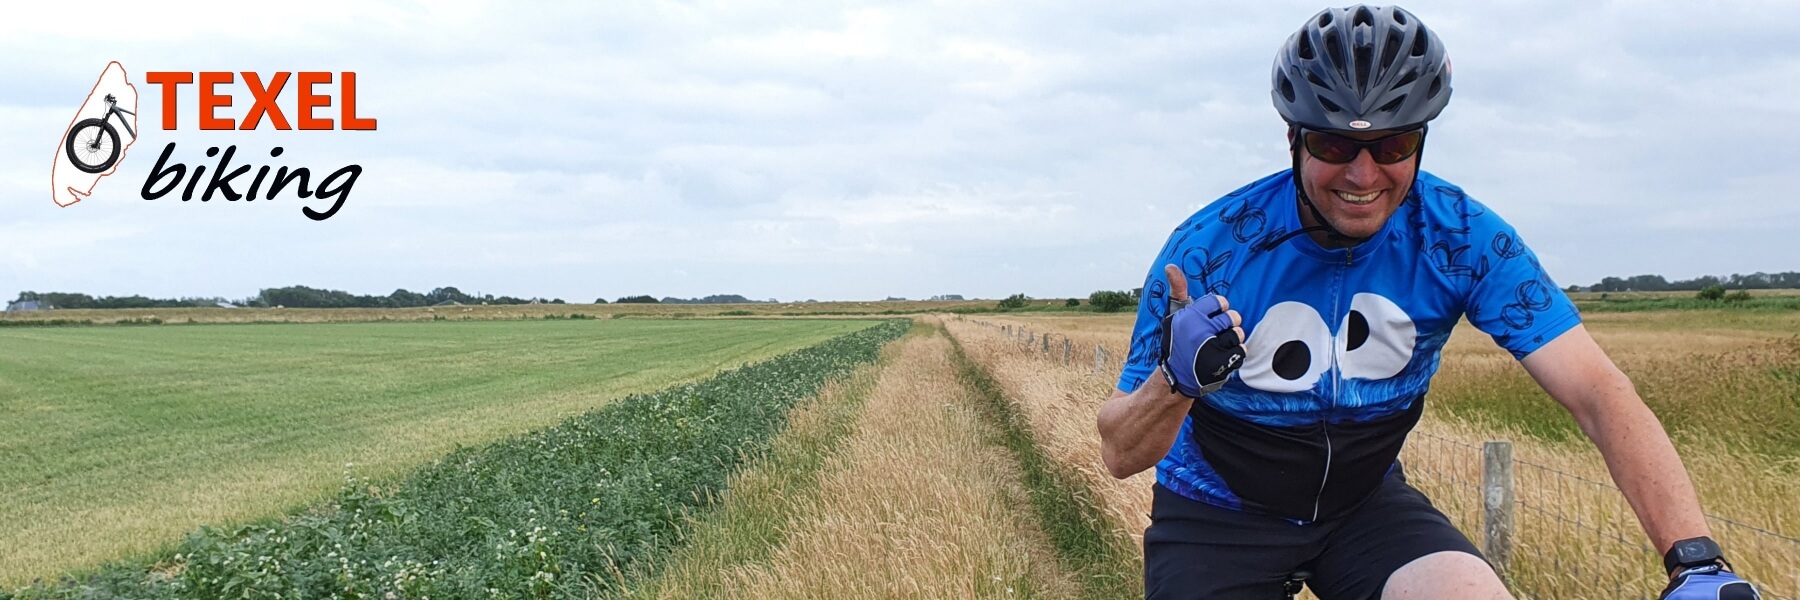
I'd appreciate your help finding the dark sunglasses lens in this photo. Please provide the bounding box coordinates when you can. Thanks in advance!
[1303,132,1359,163]
[1372,131,1423,164]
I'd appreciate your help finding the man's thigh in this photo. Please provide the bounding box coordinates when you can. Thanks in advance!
[1306,469,1491,600]
[1144,483,1320,600]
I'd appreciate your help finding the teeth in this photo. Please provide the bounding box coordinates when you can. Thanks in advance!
[1335,190,1379,205]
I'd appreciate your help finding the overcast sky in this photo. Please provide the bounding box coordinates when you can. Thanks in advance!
[2,1,1796,303]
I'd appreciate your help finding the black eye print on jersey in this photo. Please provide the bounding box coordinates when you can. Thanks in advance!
[1336,293,1416,380]
[1272,340,1313,380]
[1241,302,1332,393]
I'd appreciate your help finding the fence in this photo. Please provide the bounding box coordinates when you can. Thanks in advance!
[961,317,1800,600]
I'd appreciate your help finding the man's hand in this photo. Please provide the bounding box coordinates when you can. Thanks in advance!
[1660,564,1760,599]
[1158,264,1245,398]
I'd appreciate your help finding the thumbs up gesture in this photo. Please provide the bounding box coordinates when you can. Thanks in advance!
[1159,264,1246,398]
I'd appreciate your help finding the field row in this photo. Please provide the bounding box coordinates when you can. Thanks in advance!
[6,320,908,598]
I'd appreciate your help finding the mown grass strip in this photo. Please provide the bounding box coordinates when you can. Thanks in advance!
[944,331,1139,600]
[7,320,910,600]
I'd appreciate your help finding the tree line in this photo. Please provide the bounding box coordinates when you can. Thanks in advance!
[6,288,807,310]
[10,286,567,310]
[1572,271,1800,293]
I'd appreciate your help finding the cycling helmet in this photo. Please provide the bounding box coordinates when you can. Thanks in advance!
[1272,5,1451,131]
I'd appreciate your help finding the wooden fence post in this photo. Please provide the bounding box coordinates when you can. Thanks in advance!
[1483,440,1515,577]
[1063,338,1072,364]
[1041,334,1050,356]
[1095,345,1108,375]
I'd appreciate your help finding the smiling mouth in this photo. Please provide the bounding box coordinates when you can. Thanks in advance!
[1333,190,1382,206]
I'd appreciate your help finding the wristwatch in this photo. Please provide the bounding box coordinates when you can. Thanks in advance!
[1663,536,1725,574]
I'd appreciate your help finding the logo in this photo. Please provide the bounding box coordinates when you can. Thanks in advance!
[51,66,376,221]
[1348,120,1372,130]
[52,62,140,207]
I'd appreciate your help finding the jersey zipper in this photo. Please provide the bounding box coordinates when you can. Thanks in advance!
[1312,246,1353,521]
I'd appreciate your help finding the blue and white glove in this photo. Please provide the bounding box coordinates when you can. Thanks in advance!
[1159,294,1245,398]
[1660,564,1761,600]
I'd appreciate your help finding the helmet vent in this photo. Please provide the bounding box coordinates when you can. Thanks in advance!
[1279,74,1297,102]
[1353,6,1374,27]
[1381,31,1403,70]
[1324,31,1347,77]
[1428,75,1443,99]
[1354,44,1374,89]
[1317,95,1342,113]
[1395,69,1418,88]
[1411,31,1430,57]
[1393,10,1408,25]
[1378,95,1406,113]
[1298,34,1315,60]
[1306,71,1330,89]
[1318,12,1333,27]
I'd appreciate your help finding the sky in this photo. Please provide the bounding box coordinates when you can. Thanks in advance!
[2,0,1796,303]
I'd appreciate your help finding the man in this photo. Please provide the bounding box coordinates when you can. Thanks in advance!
[1095,5,1761,600]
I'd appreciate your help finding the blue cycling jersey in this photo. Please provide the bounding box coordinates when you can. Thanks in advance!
[1117,169,1581,523]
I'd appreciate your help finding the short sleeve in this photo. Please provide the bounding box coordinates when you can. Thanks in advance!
[1116,232,1182,393]
[1463,221,1582,360]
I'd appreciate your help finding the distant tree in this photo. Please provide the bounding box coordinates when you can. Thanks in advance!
[616,295,660,304]
[592,298,609,304]
[1724,290,1752,302]
[1697,285,1725,301]
[1065,298,1080,307]
[997,294,1029,309]
[1089,290,1136,313]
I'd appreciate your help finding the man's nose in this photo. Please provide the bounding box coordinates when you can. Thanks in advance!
[1341,149,1382,188]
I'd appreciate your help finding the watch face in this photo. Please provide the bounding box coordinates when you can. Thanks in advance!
[1674,538,1722,565]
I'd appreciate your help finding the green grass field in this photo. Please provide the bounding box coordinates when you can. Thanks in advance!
[0,318,877,587]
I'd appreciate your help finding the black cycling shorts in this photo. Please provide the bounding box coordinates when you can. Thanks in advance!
[1143,466,1485,600]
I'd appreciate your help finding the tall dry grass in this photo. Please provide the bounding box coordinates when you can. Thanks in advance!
[630,335,890,599]
[945,311,1800,599]
[646,326,1080,599]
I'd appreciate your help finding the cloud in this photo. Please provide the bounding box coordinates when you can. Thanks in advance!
[0,0,1795,302]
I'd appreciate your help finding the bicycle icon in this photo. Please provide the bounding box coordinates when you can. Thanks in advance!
[64,93,137,173]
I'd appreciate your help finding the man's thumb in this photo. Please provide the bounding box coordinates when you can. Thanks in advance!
[1164,264,1189,303]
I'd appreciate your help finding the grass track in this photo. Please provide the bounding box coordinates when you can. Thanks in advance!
[945,332,1139,599]
[0,319,876,587]
[632,322,1085,599]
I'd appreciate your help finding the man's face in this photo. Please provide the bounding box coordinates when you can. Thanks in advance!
[1295,128,1420,242]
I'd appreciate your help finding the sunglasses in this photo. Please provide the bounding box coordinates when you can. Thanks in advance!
[1298,127,1426,165]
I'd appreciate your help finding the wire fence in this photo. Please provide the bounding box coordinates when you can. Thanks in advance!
[961,318,1800,600]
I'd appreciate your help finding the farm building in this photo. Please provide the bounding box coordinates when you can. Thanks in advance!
[5,300,49,313]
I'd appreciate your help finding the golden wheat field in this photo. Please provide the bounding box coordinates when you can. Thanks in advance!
[944,310,1800,599]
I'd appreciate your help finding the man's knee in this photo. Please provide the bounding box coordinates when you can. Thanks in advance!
[1381,551,1513,600]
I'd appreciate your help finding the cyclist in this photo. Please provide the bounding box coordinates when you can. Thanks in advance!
[1096,5,1762,599]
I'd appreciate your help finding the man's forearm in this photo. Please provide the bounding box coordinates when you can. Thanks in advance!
[1097,374,1192,479]
[1576,379,1712,555]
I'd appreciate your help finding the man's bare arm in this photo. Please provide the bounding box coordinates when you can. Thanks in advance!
[1098,372,1192,479]
[1520,324,1711,556]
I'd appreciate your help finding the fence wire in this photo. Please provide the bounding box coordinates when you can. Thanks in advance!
[963,318,1800,600]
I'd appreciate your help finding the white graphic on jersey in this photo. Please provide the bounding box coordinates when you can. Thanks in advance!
[1335,293,1417,380]
[1240,302,1331,393]
[1241,295,1418,393]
